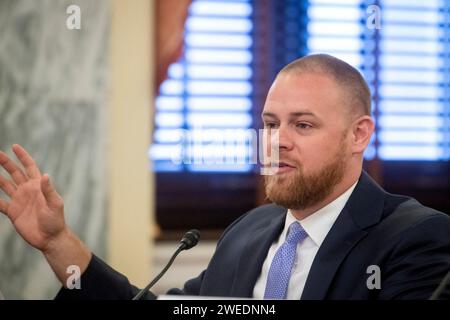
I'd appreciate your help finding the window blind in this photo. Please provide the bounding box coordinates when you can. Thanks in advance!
[151,0,255,172]
[307,0,450,161]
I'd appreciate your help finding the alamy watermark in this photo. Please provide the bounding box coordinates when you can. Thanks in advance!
[64,3,380,31]
[366,265,381,290]
[161,127,280,175]
[66,265,81,289]
[366,5,382,30]
[66,5,81,30]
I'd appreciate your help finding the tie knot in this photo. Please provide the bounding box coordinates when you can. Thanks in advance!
[286,222,307,245]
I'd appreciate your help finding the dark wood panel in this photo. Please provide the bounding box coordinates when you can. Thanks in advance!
[156,173,259,231]
[380,161,450,214]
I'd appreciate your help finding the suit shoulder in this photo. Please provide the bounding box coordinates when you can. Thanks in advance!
[383,195,450,225]
[406,203,450,230]
[217,203,285,242]
[229,203,286,229]
[382,198,450,243]
[242,203,287,220]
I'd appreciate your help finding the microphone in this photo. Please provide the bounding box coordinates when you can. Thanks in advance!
[179,229,201,250]
[429,269,450,300]
[132,229,200,300]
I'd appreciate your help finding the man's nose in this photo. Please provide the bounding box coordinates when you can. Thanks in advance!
[272,126,294,151]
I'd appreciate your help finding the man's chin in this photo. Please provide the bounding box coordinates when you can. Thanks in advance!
[266,172,296,186]
[265,176,298,201]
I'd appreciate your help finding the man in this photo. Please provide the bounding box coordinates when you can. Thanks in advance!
[0,54,449,299]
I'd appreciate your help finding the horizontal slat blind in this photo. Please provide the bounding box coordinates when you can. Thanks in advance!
[307,0,450,161]
[151,0,254,172]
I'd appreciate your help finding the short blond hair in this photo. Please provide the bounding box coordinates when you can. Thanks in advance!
[279,54,372,118]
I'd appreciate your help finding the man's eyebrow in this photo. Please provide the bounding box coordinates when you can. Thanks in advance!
[290,111,317,117]
[262,111,318,119]
[261,112,278,119]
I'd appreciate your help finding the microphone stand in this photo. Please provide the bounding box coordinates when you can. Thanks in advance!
[132,229,200,300]
[132,244,185,300]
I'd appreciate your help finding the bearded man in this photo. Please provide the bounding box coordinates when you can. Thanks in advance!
[1,54,449,300]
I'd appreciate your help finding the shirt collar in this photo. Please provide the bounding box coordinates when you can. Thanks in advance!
[285,181,358,247]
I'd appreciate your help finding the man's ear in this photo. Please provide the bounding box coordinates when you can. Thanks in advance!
[350,115,375,154]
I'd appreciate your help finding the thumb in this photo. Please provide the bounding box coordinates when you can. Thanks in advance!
[41,174,63,210]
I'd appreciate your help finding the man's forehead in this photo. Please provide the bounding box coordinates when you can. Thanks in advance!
[262,104,319,119]
[263,76,343,118]
[261,99,319,116]
[268,71,341,100]
[274,70,336,87]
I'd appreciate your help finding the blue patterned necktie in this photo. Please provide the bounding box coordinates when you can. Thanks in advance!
[264,221,308,299]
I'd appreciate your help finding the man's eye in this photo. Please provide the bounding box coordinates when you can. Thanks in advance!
[264,123,277,129]
[296,123,312,129]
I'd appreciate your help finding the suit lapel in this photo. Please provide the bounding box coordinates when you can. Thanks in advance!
[301,171,386,299]
[230,210,286,297]
[300,208,367,299]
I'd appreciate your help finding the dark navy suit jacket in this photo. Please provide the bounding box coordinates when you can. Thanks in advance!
[56,171,450,299]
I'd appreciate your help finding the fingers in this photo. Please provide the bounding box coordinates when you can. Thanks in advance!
[12,144,42,179]
[41,174,63,209]
[0,150,28,185]
[0,174,16,197]
[0,199,9,216]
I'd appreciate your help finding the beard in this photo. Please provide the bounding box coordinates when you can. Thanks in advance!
[264,144,348,210]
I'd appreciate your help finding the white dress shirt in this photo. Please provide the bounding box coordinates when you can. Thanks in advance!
[252,182,358,299]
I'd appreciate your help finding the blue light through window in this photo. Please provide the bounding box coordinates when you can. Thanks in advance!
[151,0,254,172]
[307,0,450,161]
[377,0,449,160]
[152,0,450,171]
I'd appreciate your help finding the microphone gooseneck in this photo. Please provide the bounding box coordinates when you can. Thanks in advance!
[132,229,200,300]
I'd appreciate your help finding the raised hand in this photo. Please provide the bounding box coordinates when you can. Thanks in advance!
[0,144,91,285]
[0,144,66,252]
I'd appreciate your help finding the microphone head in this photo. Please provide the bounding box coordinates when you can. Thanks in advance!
[180,229,200,250]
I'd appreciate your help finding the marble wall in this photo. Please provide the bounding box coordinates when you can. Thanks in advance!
[0,0,108,299]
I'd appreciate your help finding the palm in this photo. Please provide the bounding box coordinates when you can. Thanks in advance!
[0,145,66,252]
[9,180,63,250]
